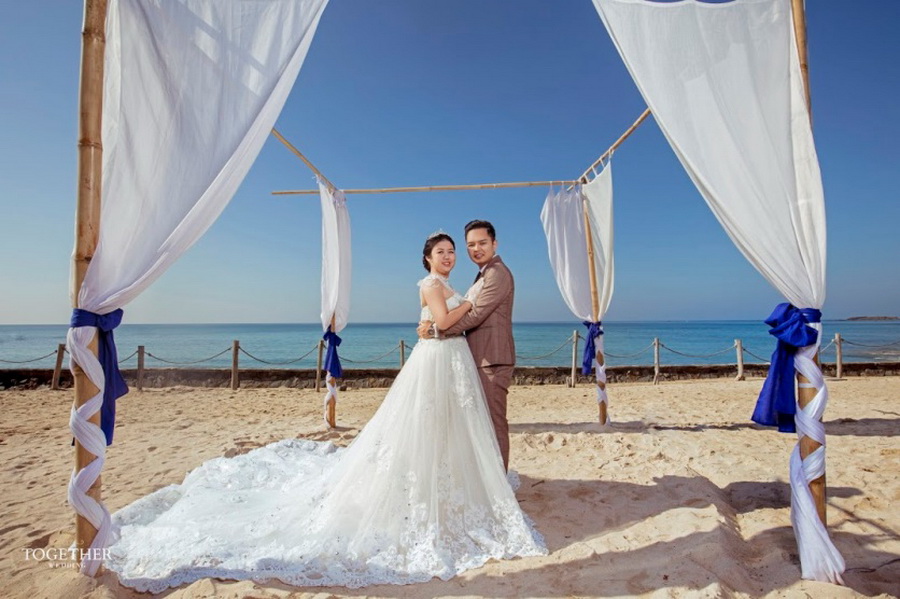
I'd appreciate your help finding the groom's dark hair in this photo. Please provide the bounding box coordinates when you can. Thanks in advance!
[464,219,496,241]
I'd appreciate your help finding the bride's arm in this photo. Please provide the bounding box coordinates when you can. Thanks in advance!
[421,282,472,330]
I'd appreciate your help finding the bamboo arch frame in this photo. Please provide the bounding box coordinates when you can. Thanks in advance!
[69,0,829,579]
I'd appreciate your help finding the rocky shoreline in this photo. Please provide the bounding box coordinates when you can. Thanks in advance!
[3,361,899,390]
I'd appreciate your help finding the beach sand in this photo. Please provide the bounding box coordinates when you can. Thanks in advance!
[0,376,897,598]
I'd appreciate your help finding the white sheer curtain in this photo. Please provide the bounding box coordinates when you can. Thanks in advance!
[68,0,329,575]
[540,165,614,421]
[593,0,841,583]
[319,181,352,334]
[319,180,351,417]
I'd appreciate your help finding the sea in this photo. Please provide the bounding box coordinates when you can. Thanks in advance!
[2,320,899,371]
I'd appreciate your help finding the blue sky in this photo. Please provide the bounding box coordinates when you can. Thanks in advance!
[1,1,898,325]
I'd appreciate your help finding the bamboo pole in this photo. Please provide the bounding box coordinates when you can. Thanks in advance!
[792,0,826,527]
[271,128,339,192]
[791,0,812,123]
[231,340,240,390]
[581,198,607,425]
[569,330,578,388]
[72,0,108,565]
[835,333,843,380]
[136,345,145,391]
[653,338,661,385]
[273,179,578,196]
[735,339,745,381]
[574,108,652,186]
[52,343,66,390]
[315,339,324,392]
[325,316,337,429]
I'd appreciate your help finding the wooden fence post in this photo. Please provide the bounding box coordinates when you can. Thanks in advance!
[315,339,324,391]
[653,337,661,385]
[231,340,240,390]
[735,339,745,381]
[51,343,66,390]
[399,340,406,368]
[570,330,579,388]
[137,345,145,391]
[835,333,843,379]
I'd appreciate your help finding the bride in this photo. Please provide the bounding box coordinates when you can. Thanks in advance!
[105,231,547,592]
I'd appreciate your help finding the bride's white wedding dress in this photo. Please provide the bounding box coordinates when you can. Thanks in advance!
[105,274,546,592]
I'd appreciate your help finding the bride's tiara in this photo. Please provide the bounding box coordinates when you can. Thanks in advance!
[427,229,449,240]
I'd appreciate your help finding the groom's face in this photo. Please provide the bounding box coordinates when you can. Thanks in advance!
[465,227,497,268]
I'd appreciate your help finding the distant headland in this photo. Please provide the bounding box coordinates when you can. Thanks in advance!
[846,316,900,321]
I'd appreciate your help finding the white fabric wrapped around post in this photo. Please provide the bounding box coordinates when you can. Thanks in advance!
[67,0,329,575]
[582,169,615,420]
[319,180,352,427]
[593,0,841,583]
[540,164,614,423]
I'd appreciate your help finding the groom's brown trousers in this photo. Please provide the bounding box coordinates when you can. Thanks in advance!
[477,364,513,471]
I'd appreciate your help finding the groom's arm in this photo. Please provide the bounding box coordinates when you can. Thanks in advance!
[442,265,510,336]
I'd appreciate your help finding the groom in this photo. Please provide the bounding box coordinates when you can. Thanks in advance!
[419,219,516,471]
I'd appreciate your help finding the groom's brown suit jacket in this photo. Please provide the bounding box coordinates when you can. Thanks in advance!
[443,255,515,366]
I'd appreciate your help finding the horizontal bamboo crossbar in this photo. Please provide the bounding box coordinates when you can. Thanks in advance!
[270,108,650,197]
[272,179,579,195]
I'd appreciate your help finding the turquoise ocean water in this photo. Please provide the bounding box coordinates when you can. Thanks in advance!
[1,321,899,370]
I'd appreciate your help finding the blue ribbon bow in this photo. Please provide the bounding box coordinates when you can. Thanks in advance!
[751,303,821,433]
[70,308,129,445]
[323,327,343,379]
[582,321,604,375]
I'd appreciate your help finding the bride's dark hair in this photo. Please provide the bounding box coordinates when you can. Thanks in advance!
[422,233,455,272]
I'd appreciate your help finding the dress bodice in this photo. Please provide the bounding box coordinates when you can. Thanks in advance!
[419,274,466,321]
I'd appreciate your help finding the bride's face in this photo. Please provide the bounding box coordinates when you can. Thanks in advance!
[428,240,457,277]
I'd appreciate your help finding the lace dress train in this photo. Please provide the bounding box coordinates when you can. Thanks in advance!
[105,277,546,591]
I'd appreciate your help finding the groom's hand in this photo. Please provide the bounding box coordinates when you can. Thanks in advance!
[417,320,434,339]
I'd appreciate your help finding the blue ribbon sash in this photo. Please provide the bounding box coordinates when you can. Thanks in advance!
[70,308,129,445]
[323,327,343,379]
[582,321,604,375]
[751,303,821,433]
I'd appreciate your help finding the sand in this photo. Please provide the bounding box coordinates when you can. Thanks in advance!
[0,376,897,598]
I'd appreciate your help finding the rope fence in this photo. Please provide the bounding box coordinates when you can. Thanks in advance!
[659,340,737,359]
[4,331,899,390]
[239,345,319,366]
[0,349,60,364]
[146,347,232,366]
[516,337,574,361]
[604,341,655,359]
[118,349,138,363]
[341,344,402,364]
[742,346,773,363]
[843,338,900,349]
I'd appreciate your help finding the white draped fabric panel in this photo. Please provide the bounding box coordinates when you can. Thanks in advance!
[67,0,329,575]
[319,181,351,416]
[540,165,614,419]
[593,0,841,583]
[582,168,615,320]
[319,181,352,333]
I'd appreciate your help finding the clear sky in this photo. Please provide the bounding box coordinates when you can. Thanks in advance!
[1,1,898,325]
